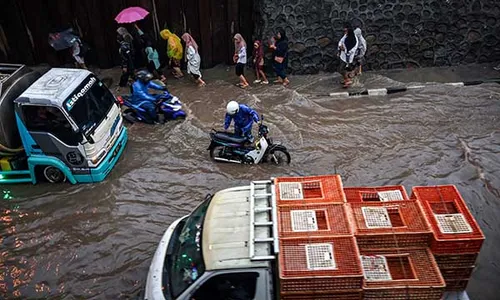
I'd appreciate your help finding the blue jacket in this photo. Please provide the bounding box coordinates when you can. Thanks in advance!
[224,104,259,135]
[131,80,167,104]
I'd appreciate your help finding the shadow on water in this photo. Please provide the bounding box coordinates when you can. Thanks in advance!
[1,67,500,299]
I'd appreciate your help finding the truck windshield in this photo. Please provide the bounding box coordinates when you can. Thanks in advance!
[64,75,115,138]
[167,196,210,299]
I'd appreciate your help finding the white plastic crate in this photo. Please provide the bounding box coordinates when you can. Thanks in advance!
[435,213,473,234]
[279,182,304,200]
[305,243,336,270]
[290,210,318,232]
[361,255,392,281]
[362,207,392,228]
[377,190,404,202]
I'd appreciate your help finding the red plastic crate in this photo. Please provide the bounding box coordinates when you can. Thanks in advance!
[445,279,469,291]
[279,236,363,294]
[344,185,409,203]
[360,248,445,300]
[280,290,363,300]
[434,253,478,269]
[439,267,475,281]
[411,185,485,254]
[278,204,352,238]
[275,175,346,206]
[347,201,432,249]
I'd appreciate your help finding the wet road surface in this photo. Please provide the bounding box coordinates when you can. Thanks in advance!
[1,66,500,299]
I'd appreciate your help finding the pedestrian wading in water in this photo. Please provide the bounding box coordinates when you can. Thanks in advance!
[233,33,250,89]
[117,27,135,88]
[354,28,367,75]
[141,34,167,83]
[338,22,359,88]
[181,33,206,87]
[253,40,268,84]
[160,29,184,79]
[269,29,290,86]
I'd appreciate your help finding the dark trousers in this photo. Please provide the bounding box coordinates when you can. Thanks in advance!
[119,68,135,87]
[273,62,286,79]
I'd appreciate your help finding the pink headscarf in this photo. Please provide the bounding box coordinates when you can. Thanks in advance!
[233,33,246,53]
[181,33,199,53]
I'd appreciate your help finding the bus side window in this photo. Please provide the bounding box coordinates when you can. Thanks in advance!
[22,105,80,146]
[192,272,259,300]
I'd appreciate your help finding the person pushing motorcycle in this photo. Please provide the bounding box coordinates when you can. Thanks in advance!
[131,70,170,122]
[224,101,260,143]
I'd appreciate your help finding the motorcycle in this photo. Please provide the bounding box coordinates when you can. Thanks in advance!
[117,91,186,124]
[207,115,291,165]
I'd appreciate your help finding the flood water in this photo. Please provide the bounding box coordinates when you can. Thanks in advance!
[1,68,500,300]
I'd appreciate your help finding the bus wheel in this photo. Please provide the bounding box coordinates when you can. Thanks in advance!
[43,166,66,183]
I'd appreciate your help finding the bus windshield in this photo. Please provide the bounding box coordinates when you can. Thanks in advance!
[64,75,115,139]
[167,196,211,299]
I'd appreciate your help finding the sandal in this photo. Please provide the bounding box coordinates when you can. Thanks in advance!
[240,84,249,89]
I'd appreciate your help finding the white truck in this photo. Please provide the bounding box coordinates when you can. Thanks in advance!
[144,179,472,300]
[0,64,127,184]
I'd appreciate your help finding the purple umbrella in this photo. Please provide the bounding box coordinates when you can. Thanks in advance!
[115,6,150,24]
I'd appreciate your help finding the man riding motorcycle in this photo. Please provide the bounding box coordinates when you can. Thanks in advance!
[223,101,260,143]
[131,70,170,122]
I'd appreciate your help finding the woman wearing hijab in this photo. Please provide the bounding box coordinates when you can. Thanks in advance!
[252,40,268,84]
[160,29,184,78]
[269,29,290,86]
[142,34,167,83]
[233,33,249,88]
[338,22,359,88]
[181,33,206,86]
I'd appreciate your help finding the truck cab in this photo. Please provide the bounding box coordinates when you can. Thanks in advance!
[145,179,473,300]
[0,64,127,184]
[145,182,276,300]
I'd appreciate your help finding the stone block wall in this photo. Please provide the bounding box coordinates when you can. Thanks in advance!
[253,0,500,74]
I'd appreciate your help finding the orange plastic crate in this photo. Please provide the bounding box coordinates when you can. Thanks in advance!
[439,266,475,281]
[280,290,363,300]
[347,201,432,249]
[434,253,478,269]
[445,279,469,291]
[275,175,346,206]
[411,185,485,254]
[278,204,352,238]
[360,248,445,300]
[343,185,409,203]
[279,236,363,294]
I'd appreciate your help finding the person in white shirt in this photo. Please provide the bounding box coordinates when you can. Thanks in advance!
[354,28,367,74]
[233,33,250,89]
[338,23,359,88]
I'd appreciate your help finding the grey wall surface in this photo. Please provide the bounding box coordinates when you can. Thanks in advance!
[254,0,500,74]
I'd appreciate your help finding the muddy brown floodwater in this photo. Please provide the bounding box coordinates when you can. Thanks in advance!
[1,66,500,300]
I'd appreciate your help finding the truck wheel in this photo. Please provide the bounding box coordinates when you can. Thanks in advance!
[43,166,66,183]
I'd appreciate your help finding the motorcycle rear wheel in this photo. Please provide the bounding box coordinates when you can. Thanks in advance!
[268,149,291,165]
[209,145,226,160]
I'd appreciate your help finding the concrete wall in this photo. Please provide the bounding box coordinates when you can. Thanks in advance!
[254,0,500,74]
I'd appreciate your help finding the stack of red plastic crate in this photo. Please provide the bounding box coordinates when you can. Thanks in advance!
[344,185,445,299]
[275,175,364,300]
[411,185,485,291]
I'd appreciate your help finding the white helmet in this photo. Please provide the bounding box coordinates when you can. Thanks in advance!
[226,101,239,115]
